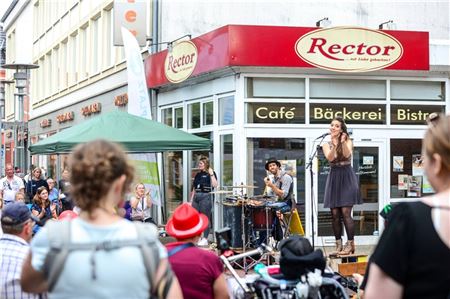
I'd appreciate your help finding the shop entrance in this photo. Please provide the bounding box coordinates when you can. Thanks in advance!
[316,140,385,246]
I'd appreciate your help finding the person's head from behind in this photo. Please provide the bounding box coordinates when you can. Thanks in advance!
[1,202,39,242]
[69,140,134,214]
[422,114,450,193]
[15,191,26,203]
[166,203,208,242]
[33,186,49,206]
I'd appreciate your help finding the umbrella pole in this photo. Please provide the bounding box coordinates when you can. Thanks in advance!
[160,153,166,223]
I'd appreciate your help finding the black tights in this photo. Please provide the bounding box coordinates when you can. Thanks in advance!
[331,207,355,241]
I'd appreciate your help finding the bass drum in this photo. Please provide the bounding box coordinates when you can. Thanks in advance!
[222,201,248,249]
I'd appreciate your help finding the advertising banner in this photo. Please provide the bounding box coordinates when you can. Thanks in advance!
[122,27,161,206]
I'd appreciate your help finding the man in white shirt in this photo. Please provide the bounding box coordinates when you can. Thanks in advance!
[0,164,25,206]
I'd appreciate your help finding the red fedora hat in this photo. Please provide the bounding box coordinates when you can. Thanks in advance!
[166,203,209,239]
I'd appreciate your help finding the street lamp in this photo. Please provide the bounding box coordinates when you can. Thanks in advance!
[1,63,39,175]
[0,78,14,175]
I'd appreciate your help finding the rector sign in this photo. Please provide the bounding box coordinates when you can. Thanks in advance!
[295,27,404,72]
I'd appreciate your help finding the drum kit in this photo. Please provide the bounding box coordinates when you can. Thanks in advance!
[211,184,279,253]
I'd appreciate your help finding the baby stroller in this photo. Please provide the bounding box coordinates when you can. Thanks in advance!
[223,236,354,299]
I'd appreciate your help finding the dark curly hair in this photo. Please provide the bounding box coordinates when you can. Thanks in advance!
[333,117,349,161]
[69,140,134,213]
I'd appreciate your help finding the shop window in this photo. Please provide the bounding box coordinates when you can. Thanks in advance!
[310,79,385,99]
[161,108,173,126]
[221,135,233,186]
[191,132,214,191]
[391,81,445,101]
[188,102,201,129]
[247,138,306,230]
[219,95,234,125]
[163,151,183,222]
[174,107,183,128]
[390,139,434,198]
[247,103,305,124]
[390,105,445,125]
[202,101,214,126]
[246,78,305,98]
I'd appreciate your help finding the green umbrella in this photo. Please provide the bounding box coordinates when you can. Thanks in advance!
[29,109,211,154]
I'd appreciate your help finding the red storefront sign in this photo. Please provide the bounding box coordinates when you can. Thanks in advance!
[145,25,429,88]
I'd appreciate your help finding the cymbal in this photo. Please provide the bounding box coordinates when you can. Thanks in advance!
[228,185,258,189]
[250,195,277,200]
[209,190,234,194]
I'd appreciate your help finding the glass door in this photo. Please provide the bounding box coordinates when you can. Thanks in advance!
[316,140,385,246]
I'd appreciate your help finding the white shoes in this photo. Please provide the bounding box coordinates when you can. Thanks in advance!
[197,237,208,246]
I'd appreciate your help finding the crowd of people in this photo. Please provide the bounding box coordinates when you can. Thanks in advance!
[0,113,449,299]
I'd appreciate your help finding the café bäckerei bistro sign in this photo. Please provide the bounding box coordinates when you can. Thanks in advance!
[248,103,439,125]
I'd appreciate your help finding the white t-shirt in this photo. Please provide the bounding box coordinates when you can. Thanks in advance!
[31,218,167,299]
[0,176,25,203]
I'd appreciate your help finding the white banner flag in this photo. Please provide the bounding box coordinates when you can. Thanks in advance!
[122,27,161,206]
[122,26,151,119]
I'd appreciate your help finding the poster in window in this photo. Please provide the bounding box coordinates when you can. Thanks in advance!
[363,156,374,165]
[398,174,408,190]
[407,175,422,197]
[412,154,424,176]
[393,156,404,172]
[422,176,434,194]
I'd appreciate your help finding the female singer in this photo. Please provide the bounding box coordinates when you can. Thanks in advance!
[322,117,362,256]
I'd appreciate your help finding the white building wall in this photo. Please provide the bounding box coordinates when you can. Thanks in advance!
[2,0,34,120]
[160,0,450,68]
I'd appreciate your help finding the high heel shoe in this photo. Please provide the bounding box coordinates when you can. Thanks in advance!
[329,239,343,257]
[338,240,355,256]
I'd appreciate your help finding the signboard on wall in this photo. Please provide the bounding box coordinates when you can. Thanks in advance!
[145,25,429,88]
[113,0,147,46]
[247,103,305,124]
[310,103,386,124]
[295,27,403,72]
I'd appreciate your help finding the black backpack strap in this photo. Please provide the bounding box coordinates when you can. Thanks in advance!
[43,220,72,292]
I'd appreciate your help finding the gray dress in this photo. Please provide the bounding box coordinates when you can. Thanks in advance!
[323,143,362,209]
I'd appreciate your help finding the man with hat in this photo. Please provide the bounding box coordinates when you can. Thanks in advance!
[0,202,45,299]
[264,157,294,212]
[165,203,229,299]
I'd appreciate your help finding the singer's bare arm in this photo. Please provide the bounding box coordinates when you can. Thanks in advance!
[322,143,335,162]
[341,134,353,158]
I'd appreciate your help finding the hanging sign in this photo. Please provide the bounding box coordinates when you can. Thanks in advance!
[295,27,403,72]
[164,41,198,83]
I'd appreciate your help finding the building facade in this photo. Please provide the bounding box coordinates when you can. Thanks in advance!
[145,1,450,245]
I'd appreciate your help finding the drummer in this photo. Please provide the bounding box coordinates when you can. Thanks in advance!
[264,157,294,213]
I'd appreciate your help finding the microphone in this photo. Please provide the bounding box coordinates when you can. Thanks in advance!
[315,132,330,139]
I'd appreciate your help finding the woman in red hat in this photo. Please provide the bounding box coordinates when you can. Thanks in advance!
[166,203,229,299]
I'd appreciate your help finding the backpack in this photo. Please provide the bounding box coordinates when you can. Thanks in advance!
[42,220,172,298]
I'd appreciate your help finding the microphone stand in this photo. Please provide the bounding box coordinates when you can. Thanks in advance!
[305,134,328,249]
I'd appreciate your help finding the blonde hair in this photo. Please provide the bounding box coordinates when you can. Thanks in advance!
[199,156,210,170]
[423,114,450,173]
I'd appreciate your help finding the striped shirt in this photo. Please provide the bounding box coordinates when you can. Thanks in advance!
[0,234,46,299]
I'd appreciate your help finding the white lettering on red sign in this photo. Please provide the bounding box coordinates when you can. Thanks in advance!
[295,27,403,72]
